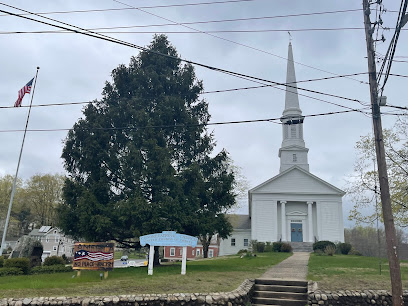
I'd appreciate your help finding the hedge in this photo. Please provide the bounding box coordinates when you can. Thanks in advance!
[0,267,24,276]
[4,258,30,274]
[31,265,73,274]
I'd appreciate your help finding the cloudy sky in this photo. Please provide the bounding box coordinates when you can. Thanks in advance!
[0,0,406,227]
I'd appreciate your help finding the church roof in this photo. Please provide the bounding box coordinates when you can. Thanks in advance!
[226,214,251,230]
[249,165,345,196]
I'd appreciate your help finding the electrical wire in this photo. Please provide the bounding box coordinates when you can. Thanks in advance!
[0,4,369,106]
[113,0,368,85]
[0,109,371,133]
[0,0,258,17]
[0,27,380,34]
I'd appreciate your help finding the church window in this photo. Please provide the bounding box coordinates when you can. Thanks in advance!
[209,249,214,258]
[244,239,249,247]
[170,248,175,256]
[231,238,236,246]
[291,125,296,138]
[293,154,297,162]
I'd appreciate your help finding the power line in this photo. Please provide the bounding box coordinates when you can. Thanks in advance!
[0,109,370,133]
[0,9,365,31]
[0,0,258,17]
[0,73,369,109]
[0,27,379,34]
[0,4,369,106]
[113,0,367,85]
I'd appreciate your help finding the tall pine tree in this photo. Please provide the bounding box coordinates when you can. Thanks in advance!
[58,35,236,258]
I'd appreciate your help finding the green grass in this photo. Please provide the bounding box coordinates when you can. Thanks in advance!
[0,252,291,298]
[308,253,408,290]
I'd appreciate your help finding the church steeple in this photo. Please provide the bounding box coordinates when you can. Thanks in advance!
[279,42,309,173]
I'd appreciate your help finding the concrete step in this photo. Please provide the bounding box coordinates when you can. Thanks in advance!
[255,279,308,287]
[290,242,313,252]
[254,290,307,300]
[252,297,307,306]
[255,284,307,293]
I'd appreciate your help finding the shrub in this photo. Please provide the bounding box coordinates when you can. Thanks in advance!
[280,243,293,253]
[256,242,265,253]
[313,240,335,252]
[0,256,4,268]
[349,247,362,256]
[0,267,24,276]
[324,245,336,256]
[337,242,352,255]
[264,242,273,252]
[31,265,73,274]
[44,256,66,266]
[272,242,284,252]
[4,258,30,274]
[237,249,248,255]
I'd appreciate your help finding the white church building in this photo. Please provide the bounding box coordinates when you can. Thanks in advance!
[219,43,345,256]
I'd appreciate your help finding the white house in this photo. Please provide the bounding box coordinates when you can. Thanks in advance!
[220,42,345,255]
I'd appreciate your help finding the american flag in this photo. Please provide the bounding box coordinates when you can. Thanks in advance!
[74,250,114,261]
[14,78,34,107]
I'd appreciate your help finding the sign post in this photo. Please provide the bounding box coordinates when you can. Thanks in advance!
[140,231,198,276]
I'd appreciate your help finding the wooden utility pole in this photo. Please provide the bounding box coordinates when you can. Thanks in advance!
[362,0,403,304]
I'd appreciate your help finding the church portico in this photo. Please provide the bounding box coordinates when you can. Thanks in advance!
[279,200,315,243]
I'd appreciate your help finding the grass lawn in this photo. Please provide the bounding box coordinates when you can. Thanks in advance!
[308,253,408,291]
[0,252,291,298]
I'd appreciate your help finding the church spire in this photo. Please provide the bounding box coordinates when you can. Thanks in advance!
[279,42,309,173]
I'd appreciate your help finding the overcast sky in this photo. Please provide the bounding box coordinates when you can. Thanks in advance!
[0,0,406,228]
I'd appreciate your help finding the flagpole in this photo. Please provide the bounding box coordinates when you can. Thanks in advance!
[0,67,40,255]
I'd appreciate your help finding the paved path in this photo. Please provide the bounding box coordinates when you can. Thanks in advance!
[259,252,310,280]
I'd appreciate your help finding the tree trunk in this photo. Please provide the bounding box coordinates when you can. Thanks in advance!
[153,246,160,266]
[200,236,211,258]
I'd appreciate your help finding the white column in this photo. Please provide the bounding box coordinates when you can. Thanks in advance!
[281,201,287,241]
[148,245,154,275]
[181,246,187,275]
[307,201,314,242]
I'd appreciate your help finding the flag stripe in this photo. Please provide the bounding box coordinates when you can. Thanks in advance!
[14,78,34,107]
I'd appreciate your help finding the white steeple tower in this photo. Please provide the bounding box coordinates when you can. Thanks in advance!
[279,42,309,173]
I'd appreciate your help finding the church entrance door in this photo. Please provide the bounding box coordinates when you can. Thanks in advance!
[291,223,303,242]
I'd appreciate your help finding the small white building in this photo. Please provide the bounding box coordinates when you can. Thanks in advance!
[220,42,345,255]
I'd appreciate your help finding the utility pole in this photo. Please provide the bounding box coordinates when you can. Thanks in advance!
[362,0,403,305]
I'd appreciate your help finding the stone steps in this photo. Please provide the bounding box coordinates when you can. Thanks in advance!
[290,242,313,252]
[252,279,308,306]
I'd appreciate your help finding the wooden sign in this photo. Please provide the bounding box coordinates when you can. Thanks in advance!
[73,242,114,270]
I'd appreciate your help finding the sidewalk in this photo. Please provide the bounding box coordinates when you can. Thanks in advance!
[259,252,310,280]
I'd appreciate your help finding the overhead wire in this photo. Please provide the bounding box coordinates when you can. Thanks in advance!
[0,109,371,133]
[0,3,369,107]
[113,0,368,84]
[0,0,258,17]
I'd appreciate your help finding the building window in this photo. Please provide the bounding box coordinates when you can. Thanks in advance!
[197,249,200,256]
[55,236,59,243]
[208,249,214,258]
[244,239,249,247]
[170,248,175,256]
[192,250,195,256]
[231,238,236,246]
[293,154,297,162]
[53,246,57,251]
[179,249,183,256]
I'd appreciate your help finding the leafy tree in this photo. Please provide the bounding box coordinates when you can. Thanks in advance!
[25,174,64,227]
[58,35,236,261]
[347,117,408,227]
[344,226,405,257]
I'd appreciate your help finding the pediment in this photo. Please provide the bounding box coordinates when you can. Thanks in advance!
[249,166,345,195]
[287,210,307,216]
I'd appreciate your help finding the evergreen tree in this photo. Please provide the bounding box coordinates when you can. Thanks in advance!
[58,35,236,259]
